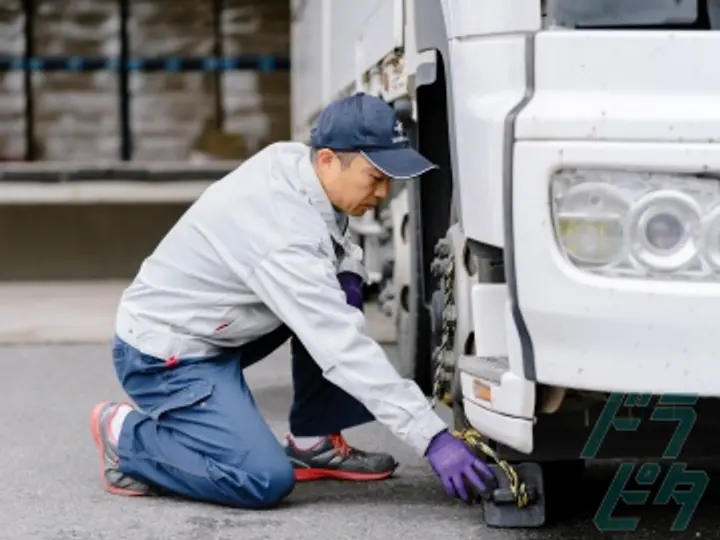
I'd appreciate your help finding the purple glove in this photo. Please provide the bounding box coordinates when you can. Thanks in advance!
[426,430,497,503]
[338,271,364,311]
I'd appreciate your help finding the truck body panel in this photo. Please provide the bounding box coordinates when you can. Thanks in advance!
[517,31,720,142]
[290,0,404,141]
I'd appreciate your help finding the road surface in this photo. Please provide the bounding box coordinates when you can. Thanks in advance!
[1,342,718,540]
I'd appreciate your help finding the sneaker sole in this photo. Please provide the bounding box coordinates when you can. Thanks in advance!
[90,401,146,497]
[294,467,396,482]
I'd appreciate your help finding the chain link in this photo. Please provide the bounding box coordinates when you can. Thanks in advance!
[430,238,456,408]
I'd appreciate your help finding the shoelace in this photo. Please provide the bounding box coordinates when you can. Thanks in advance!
[329,434,353,457]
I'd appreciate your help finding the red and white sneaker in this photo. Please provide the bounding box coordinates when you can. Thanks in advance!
[285,433,398,482]
[90,401,152,496]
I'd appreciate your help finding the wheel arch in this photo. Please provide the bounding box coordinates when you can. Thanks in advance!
[403,0,459,390]
[413,0,538,383]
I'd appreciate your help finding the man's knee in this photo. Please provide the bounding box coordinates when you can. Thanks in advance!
[211,454,296,509]
[123,356,296,509]
[250,459,296,508]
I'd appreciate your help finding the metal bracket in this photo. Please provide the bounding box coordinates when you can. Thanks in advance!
[482,463,546,528]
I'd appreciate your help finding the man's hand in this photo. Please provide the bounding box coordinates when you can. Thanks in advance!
[338,271,364,311]
[426,430,497,503]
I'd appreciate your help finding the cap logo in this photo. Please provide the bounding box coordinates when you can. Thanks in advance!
[391,120,408,145]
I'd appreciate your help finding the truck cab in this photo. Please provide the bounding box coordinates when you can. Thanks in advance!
[291,0,720,525]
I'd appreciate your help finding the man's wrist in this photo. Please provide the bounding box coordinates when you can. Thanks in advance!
[403,408,448,457]
[337,256,369,284]
[424,428,450,457]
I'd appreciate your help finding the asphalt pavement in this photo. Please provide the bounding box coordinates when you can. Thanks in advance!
[2,342,719,540]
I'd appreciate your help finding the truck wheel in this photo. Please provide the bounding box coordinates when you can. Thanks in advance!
[428,196,463,400]
[396,188,433,392]
[406,191,461,395]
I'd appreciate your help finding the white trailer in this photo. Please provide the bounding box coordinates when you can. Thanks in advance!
[291,0,720,526]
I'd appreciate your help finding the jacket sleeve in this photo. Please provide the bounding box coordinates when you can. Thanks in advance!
[335,231,369,283]
[246,240,447,456]
[331,210,368,282]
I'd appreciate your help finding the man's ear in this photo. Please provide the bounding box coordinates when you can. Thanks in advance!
[314,148,336,167]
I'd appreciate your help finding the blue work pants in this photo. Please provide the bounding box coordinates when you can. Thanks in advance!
[111,324,374,509]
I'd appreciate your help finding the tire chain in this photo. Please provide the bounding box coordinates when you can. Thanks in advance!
[430,237,456,408]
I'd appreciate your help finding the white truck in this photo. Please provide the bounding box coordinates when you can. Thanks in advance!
[291,0,720,527]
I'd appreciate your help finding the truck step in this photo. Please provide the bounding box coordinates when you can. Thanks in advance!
[457,355,509,385]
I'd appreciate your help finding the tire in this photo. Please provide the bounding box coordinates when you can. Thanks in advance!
[427,195,460,401]
[399,187,461,395]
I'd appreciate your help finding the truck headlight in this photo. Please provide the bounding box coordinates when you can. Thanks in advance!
[628,191,701,273]
[702,206,720,270]
[555,182,629,267]
[551,169,720,280]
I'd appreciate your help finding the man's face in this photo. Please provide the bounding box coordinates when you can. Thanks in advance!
[314,149,391,217]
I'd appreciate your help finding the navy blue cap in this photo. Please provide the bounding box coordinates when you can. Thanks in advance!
[310,92,438,180]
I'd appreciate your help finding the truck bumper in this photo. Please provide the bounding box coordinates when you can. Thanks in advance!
[458,283,536,454]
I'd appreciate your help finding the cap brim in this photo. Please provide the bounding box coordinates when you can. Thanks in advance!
[361,148,438,180]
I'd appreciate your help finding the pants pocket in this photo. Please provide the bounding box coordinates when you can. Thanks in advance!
[146,379,215,421]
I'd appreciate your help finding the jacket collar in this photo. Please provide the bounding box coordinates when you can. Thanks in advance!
[297,149,350,249]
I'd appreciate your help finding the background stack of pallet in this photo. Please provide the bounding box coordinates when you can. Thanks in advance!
[0,1,25,160]
[0,0,290,162]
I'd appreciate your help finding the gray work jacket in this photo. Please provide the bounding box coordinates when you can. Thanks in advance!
[115,141,447,456]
